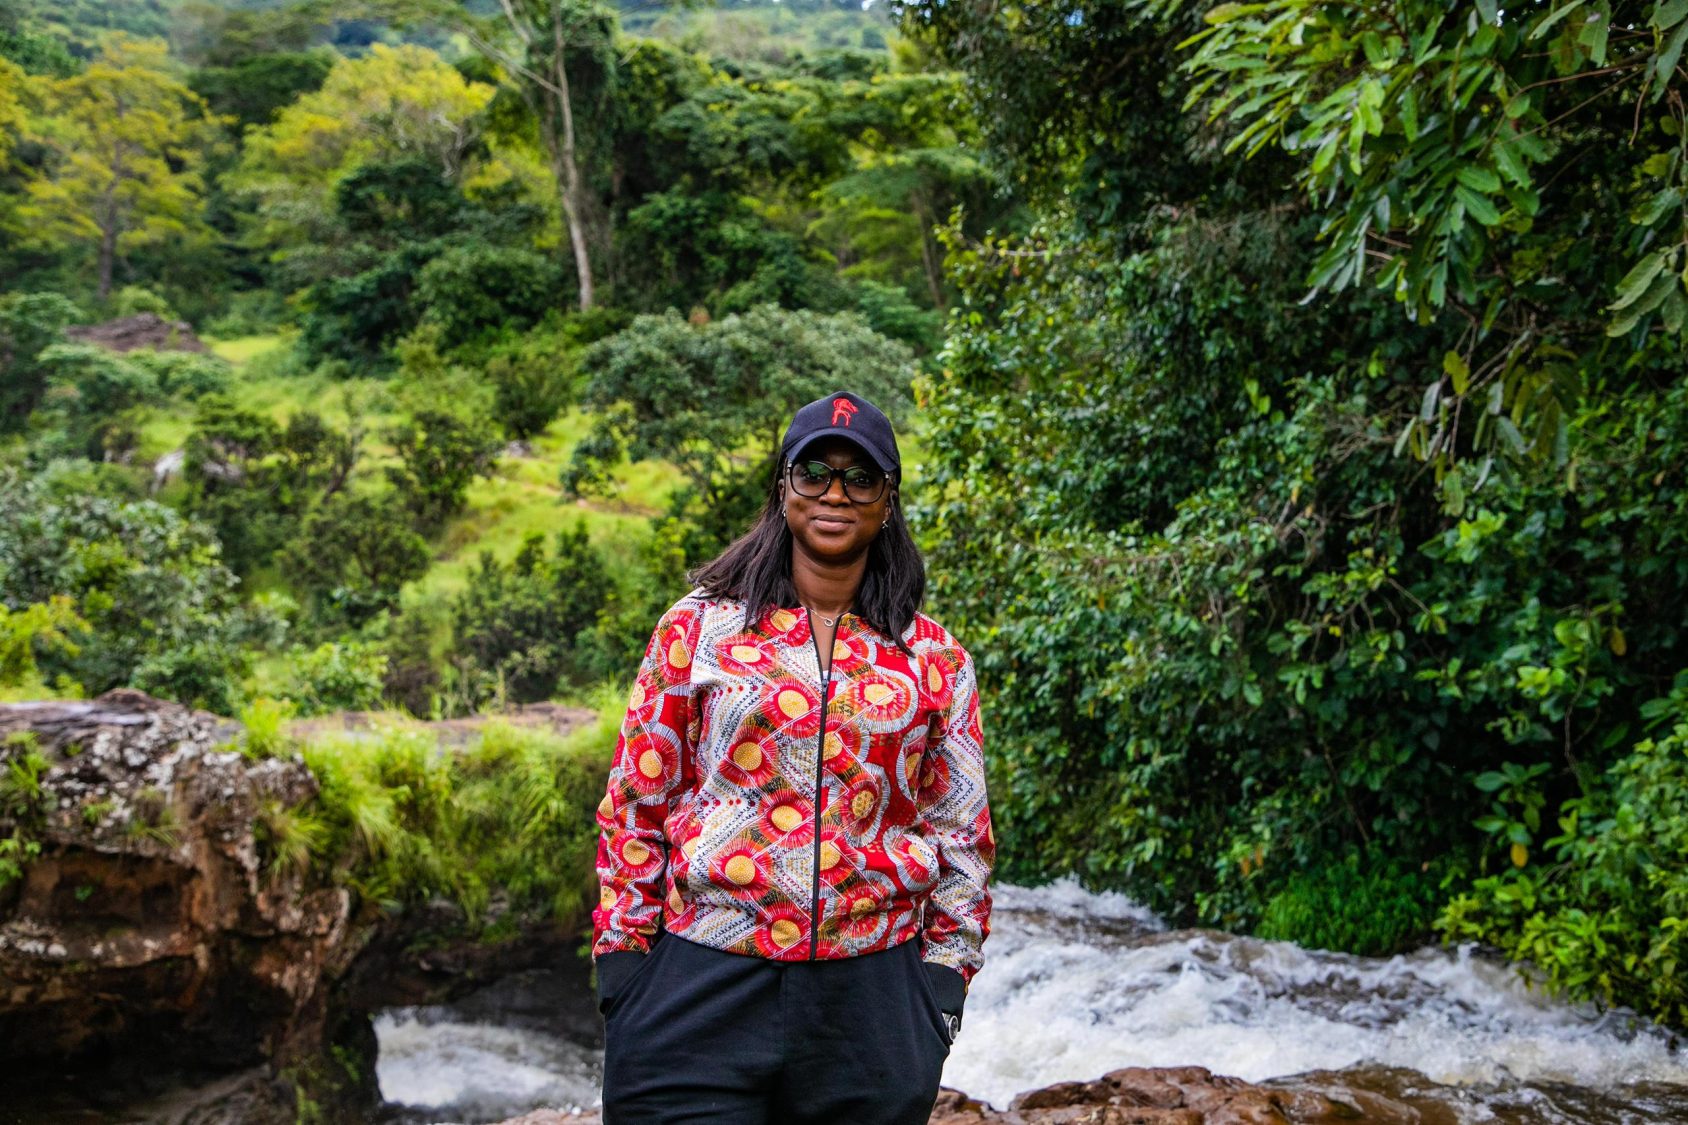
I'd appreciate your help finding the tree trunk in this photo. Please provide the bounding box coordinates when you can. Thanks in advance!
[549,21,594,311]
[914,193,946,311]
[97,219,117,302]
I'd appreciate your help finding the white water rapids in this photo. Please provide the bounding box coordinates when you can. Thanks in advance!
[373,879,1688,1123]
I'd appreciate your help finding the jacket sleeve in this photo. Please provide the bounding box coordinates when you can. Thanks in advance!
[592,601,701,957]
[916,643,994,986]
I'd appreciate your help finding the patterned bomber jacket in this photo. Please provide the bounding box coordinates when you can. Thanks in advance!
[592,589,994,983]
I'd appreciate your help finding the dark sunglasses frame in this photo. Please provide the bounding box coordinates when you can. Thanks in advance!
[786,458,890,504]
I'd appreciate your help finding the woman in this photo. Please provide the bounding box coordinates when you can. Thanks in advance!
[592,390,994,1124]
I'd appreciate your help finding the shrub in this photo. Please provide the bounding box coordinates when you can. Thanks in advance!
[386,409,499,533]
[293,691,620,929]
[379,608,442,719]
[204,289,290,338]
[487,343,571,442]
[0,597,87,696]
[0,468,254,713]
[1439,672,1688,1027]
[285,493,431,628]
[298,242,436,369]
[110,285,178,320]
[127,348,231,399]
[0,291,81,432]
[449,525,614,705]
[1257,847,1443,957]
[287,641,389,715]
[184,397,362,578]
[415,243,562,350]
[239,696,297,760]
[33,343,159,460]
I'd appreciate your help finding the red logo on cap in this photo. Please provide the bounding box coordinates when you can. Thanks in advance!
[831,398,857,426]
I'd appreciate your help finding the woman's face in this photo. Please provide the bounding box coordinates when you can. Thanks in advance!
[781,436,893,563]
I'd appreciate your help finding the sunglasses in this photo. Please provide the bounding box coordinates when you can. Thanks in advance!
[787,459,889,504]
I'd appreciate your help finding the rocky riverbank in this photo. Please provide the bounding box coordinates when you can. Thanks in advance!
[490,1065,1425,1124]
[0,690,594,1123]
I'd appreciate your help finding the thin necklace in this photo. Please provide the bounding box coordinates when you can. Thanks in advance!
[804,603,850,628]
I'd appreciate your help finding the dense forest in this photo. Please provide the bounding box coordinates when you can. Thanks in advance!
[3,0,1688,1036]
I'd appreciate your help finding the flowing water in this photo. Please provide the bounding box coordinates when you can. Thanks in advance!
[374,880,1688,1123]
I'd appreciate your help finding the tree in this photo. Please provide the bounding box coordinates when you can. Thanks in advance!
[231,43,501,265]
[449,525,613,704]
[1181,0,1688,470]
[451,0,615,311]
[285,493,431,628]
[22,35,224,300]
[898,0,1688,995]
[0,290,81,433]
[386,409,500,532]
[0,57,25,169]
[0,466,263,713]
[566,304,915,514]
[184,396,362,576]
[189,50,334,128]
[361,0,615,310]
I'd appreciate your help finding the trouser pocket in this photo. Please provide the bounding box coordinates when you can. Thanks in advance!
[599,935,666,1021]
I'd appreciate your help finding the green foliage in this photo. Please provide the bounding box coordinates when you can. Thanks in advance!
[189,50,334,128]
[298,241,438,369]
[110,285,178,320]
[0,595,86,690]
[449,525,614,705]
[0,290,80,433]
[125,348,231,400]
[416,243,563,349]
[486,332,574,442]
[20,36,225,300]
[184,396,362,578]
[906,0,1688,968]
[1181,0,1688,471]
[32,343,159,460]
[285,493,432,628]
[1441,673,1688,1026]
[385,409,500,533]
[0,466,259,712]
[239,696,297,760]
[286,641,390,716]
[294,694,621,929]
[0,730,48,891]
[567,304,913,526]
[1258,847,1444,956]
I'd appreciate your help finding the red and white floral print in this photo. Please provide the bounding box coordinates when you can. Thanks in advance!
[593,591,993,983]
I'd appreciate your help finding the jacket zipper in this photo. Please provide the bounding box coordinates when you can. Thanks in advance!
[808,608,831,960]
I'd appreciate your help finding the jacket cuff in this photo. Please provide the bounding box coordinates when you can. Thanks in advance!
[924,961,967,1016]
[595,950,646,1004]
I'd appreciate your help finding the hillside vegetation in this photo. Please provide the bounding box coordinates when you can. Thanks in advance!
[4,0,1688,1033]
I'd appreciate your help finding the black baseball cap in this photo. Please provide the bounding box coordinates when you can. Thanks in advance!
[779,391,900,474]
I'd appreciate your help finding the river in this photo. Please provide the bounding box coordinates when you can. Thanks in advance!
[373,879,1688,1123]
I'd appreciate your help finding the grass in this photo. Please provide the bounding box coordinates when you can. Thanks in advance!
[249,687,624,929]
[139,334,687,614]
[209,335,286,366]
[415,407,679,603]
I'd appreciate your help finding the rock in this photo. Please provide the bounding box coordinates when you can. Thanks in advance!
[63,313,207,354]
[486,1068,1422,1125]
[0,691,363,1120]
[1,690,601,1122]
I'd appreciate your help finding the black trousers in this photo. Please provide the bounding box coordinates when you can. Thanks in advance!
[599,933,952,1125]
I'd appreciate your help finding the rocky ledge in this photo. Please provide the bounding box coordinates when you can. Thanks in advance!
[0,690,591,1122]
[0,690,368,1115]
[495,1064,1422,1125]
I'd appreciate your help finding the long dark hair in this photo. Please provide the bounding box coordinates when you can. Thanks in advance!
[689,460,926,651]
